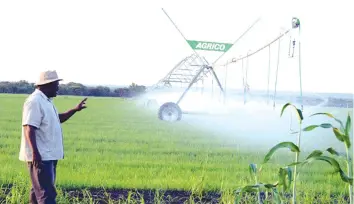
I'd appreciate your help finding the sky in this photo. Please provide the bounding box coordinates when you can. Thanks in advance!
[0,0,353,94]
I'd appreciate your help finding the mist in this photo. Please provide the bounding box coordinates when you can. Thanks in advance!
[138,89,352,154]
[182,104,349,153]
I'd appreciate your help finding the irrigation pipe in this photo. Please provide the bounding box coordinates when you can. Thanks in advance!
[223,29,290,66]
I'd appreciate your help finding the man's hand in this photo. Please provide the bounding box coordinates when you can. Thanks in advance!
[75,98,87,112]
[59,98,88,123]
[32,151,42,168]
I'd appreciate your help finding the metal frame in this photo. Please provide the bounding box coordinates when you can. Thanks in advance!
[153,10,302,122]
[148,53,210,90]
[222,18,302,110]
[155,8,260,106]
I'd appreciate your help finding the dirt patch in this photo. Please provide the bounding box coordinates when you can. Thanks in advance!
[63,188,221,203]
[1,185,349,203]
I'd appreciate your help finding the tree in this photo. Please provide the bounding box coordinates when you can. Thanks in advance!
[0,80,147,98]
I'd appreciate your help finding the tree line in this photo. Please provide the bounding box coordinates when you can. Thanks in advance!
[0,80,146,97]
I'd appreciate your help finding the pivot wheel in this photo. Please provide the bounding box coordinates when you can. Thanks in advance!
[158,102,182,121]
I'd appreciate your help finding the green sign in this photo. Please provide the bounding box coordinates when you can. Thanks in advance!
[187,40,233,52]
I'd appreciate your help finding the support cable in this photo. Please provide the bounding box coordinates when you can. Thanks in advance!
[273,37,281,109]
[267,45,271,105]
[224,64,228,104]
[298,26,303,111]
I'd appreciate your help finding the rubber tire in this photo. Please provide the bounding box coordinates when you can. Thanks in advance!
[158,102,182,121]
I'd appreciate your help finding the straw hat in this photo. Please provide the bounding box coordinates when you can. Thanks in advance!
[35,70,63,86]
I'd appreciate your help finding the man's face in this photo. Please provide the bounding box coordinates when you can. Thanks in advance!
[42,81,60,98]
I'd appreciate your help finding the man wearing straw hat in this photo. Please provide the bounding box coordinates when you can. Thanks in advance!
[19,70,87,204]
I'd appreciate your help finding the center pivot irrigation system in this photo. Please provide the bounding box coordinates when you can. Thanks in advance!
[148,8,302,122]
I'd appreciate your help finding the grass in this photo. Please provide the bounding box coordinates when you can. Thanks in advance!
[0,93,352,203]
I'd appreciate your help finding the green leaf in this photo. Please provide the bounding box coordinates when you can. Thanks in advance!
[287,162,303,166]
[310,112,336,118]
[303,123,333,131]
[304,155,339,171]
[305,148,347,160]
[333,128,345,142]
[326,147,346,158]
[280,103,292,117]
[343,134,351,149]
[240,183,278,193]
[320,123,333,128]
[278,168,287,191]
[339,169,354,185]
[306,150,323,159]
[303,119,349,146]
[345,113,351,136]
[249,163,257,177]
[310,113,345,131]
[280,103,303,121]
[235,191,242,204]
[303,125,319,131]
[263,142,300,164]
[272,188,282,204]
[278,167,292,192]
[344,113,351,148]
[304,155,353,184]
[287,167,293,188]
[264,182,278,189]
[296,108,304,121]
[240,185,259,193]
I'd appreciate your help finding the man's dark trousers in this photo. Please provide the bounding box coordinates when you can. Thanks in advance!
[27,160,58,204]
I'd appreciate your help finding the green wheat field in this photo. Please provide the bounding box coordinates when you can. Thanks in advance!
[0,94,352,203]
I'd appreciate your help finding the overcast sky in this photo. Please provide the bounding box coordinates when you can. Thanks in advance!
[0,0,353,93]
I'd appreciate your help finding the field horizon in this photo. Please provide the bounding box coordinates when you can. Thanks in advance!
[0,93,352,203]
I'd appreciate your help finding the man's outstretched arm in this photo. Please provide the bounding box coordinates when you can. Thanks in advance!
[59,98,87,123]
[59,108,78,123]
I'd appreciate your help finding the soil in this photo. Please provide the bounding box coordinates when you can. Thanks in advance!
[49,188,352,203]
[0,184,350,203]
[63,188,222,203]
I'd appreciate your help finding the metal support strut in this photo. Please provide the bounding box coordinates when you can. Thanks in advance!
[156,8,259,121]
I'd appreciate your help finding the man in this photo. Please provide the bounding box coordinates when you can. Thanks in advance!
[19,70,87,204]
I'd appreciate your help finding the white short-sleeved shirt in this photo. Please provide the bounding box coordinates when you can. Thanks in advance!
[19,89,64,162]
